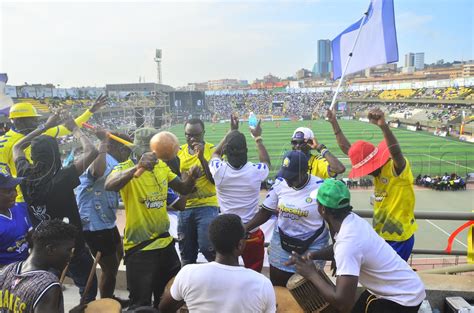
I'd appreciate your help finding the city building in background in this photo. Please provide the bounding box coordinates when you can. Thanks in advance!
[313,39,332,78]
[415,52,425,70]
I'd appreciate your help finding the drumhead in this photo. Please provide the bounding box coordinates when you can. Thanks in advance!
[84,298,121,313]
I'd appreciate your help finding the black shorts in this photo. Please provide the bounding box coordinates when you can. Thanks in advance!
[83,226,122,257]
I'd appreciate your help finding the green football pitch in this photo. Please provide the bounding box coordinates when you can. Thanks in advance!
[167,120,474,178]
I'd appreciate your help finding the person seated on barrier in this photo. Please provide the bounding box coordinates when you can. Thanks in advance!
[287,179,426,313]
[0,220,86,313]
[244,150,329,287]
[159,214,276,313]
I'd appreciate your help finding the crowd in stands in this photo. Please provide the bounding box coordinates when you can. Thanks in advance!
[415,173,467,191]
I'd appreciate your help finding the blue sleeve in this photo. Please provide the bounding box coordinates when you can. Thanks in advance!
[167,188,180,207]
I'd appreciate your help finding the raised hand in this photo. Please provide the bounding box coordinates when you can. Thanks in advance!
[192,142,205,159]
[368,108,386,127]
[43,113,62,130]
[188,165,202,179]
[89,94,108,113]
[249,119,262,138]
[138,152,157,171]
[230,114,239,131]
[94,128,109,141]
[326,108,337,123]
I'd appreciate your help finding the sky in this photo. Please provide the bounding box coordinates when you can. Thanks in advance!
[0,0,473,88]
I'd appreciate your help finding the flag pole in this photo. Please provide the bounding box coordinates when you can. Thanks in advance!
[329,10,370,111]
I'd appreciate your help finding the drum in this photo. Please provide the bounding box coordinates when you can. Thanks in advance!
[274,286,304,313]
[286,272,337,313]
[84,298,121,313]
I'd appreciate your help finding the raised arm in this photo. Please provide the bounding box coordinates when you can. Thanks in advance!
[66,117,98,175]
[13,114,61,161]
[250,119,271,166]
[309,140,345,175]
[193,142,215,184]
[327,108,352,156]
[211,114,239,159]
[88,130,109,179]
[43,95,107,138]
[368,108,406,175]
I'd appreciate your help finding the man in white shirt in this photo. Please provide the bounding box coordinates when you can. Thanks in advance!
[287,179,425,313]
[159,214,276,313]
[209,115,270,272]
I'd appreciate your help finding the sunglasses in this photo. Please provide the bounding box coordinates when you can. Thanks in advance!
[291,140,308,146]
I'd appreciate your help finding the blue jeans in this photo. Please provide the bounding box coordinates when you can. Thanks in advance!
[67,245,98,303]
[177,206,219,265]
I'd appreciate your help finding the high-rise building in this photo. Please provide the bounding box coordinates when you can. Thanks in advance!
[314,39,331,77]
[404,53,415,68]
[414,52,425,70]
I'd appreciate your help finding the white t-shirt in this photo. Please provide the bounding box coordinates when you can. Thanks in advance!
[334,213,426,306]
[209,158,269,224]
[170,262,276,313]
[262,176,325,240]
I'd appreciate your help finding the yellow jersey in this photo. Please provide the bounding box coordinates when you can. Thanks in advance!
[111,159,177,252]
[372,158,417,241]
[0,110,93,202]
[308,154,336,179]
[177,142,218,208]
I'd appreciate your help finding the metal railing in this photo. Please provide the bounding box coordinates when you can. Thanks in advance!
[354,209,473,257]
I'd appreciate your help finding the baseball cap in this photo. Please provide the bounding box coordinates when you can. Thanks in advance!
[292,127,314,141]
[313,179,351,209]
[0,172,23,189]
[277,151,309,180]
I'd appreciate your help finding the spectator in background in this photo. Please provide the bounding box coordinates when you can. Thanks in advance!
[13,113,100,303]
[209,115,271,272]
[177,118,219,265]
[0,172,31,269]
[290,127,345,179]
[76,130,132,302]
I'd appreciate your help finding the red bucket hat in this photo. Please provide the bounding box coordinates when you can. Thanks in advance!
[348,140,390,178]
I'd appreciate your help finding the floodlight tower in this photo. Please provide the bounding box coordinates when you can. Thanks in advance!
[154,49,163,84]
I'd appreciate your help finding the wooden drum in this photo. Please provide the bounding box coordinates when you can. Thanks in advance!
[84,298,121,313]
[286,272,338,313]
[274,286,304,313]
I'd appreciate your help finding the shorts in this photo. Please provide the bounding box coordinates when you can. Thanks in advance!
[386,235,415,261]
[83,226,121,257]
[268,227,329,273]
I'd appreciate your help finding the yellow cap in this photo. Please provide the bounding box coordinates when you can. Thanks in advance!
[9,102,41,119]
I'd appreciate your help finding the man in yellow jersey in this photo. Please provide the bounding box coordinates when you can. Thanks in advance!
[177,118,219,265]
[105,135,200,309]
[0,95,107,201]
[290,127,345,179]
[327,108,416,261]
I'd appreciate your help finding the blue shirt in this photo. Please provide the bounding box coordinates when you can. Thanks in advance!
[76,154,120,232]
[0,202,31,266]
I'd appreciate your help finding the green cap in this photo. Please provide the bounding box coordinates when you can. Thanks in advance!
[315,179,351,209]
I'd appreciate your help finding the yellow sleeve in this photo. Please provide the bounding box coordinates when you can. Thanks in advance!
[43,110,93,138]
[167,168,178,183]
[310,156,331,179]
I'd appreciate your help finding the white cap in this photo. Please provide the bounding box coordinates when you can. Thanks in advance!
[292,127,314,140]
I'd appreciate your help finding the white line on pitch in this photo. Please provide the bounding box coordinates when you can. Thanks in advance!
[425,219,467,248]
[423,154,474,171]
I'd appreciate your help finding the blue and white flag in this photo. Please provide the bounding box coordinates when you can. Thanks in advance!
[332,0,398,80]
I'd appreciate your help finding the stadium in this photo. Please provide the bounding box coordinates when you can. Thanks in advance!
[1,0,474,312]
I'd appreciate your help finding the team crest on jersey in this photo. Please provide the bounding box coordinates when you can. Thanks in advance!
[282,157,290,167]
[380,177,389,184]
[305,197,312,203]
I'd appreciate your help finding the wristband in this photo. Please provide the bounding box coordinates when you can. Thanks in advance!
[316,144,326,153]
[37,124,46,131]
[254,136,263,142]
[321,149,330,158]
